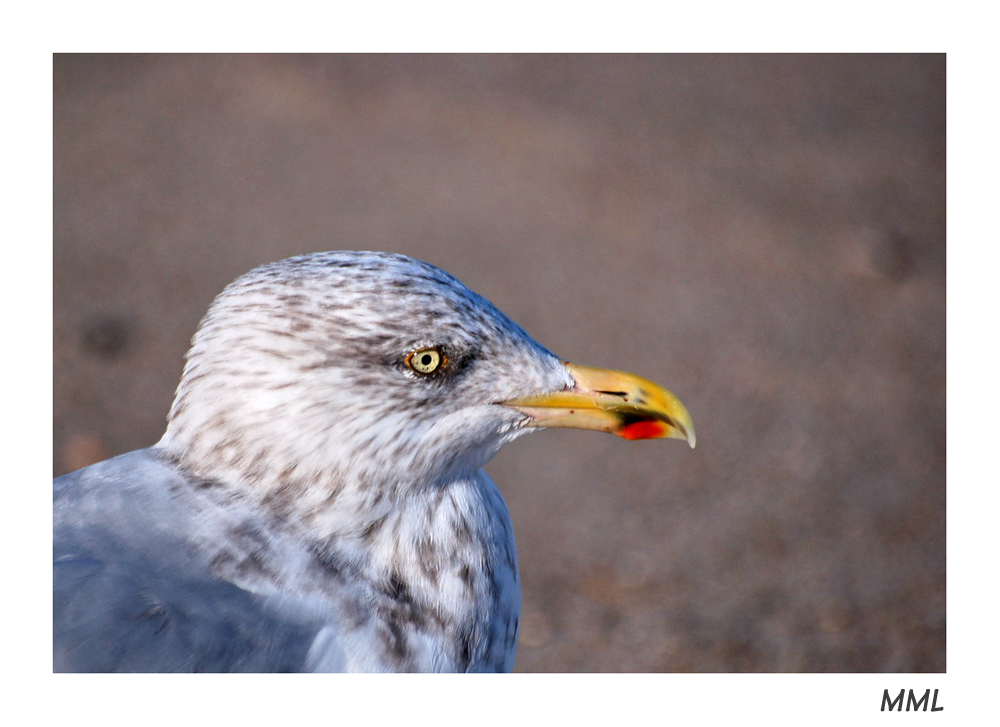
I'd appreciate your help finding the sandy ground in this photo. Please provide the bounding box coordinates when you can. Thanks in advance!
[53,54,945,672]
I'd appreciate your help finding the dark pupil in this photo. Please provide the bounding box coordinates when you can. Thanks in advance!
[420,354,433,366]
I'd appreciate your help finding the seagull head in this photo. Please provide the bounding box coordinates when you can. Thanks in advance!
[158,252,694,508]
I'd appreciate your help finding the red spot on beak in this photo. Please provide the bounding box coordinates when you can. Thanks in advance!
[618,420,666,440]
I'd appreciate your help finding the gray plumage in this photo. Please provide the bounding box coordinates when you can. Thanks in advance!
[54,251,569,672]
[54,250,694,673]
[55,451,320,672]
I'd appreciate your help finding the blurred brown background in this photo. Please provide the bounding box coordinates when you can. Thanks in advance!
[53,54,945,672]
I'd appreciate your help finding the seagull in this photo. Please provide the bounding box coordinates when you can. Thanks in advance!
[53,251,695,672]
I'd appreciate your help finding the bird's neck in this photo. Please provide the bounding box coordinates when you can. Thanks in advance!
[158,444,521,671]
[318,471,519,672]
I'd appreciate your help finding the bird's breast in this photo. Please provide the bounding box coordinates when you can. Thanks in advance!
[307,470,521,672]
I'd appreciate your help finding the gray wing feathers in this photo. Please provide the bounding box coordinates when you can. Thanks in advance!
[53,555,318,672]
[53,450,325,672]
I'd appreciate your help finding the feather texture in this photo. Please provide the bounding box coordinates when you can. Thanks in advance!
[54,251,574,672]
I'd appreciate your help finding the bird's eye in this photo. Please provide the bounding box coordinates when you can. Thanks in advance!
[405,347,446,375]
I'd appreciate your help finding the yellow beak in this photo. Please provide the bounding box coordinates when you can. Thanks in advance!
[501,362,696,446]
